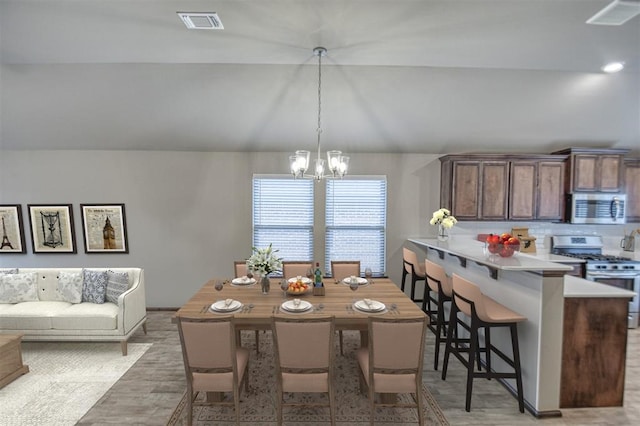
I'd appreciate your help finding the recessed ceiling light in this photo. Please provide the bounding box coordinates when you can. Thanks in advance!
[602,62,625,73]
[177,12,224,30]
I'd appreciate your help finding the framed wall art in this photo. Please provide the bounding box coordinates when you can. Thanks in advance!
[80,204,129,254]
[0,204,27,254]
[27,204,76,254]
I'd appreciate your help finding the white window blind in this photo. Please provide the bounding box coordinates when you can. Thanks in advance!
[325,177,387,276]
[252,176,314,261]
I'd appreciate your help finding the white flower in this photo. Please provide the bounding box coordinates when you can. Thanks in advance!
[429,208,457,228]
[246,244,283,276]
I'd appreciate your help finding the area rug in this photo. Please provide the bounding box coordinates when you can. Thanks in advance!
[167,331,448,425]
[0,341,151,426]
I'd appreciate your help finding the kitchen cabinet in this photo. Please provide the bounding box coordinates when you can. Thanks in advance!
[624,158,640,222]
[440,154,565,221]
[553,148,628,193]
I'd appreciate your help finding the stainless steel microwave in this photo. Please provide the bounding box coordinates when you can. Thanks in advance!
[566,193,626,224]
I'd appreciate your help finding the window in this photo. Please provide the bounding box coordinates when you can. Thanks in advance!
[252,176,314,262]
[325,177,387,276]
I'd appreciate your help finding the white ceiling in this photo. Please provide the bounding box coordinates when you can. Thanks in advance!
[1,0,639,154]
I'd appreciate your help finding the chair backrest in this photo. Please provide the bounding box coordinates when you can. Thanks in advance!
[425,259,452,297]
[331,261,360,281]
[282,261,314,280]
[272,316,335,370]
[369,316,427,372]
[403,247,424,276]
[177,316,236,372]
[234,261,248,278]
[452,274,488,321]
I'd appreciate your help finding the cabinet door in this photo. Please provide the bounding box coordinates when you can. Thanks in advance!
[509,162,537,220]
[599,155,623,192]
[573,155,598,191]
[625,160,640,222]
[451,162,480,220]
[537,161,564,221]
[480,162,509,220]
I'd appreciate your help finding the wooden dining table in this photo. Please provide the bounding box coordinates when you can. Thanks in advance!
[172,277,426,332]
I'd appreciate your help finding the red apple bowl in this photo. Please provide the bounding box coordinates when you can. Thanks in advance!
[484,234,520,258]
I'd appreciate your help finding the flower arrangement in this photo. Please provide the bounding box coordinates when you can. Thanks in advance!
[246,244,283,277]
[429,208,457,229]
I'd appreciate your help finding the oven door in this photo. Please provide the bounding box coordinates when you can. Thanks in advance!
[585,271,640,328]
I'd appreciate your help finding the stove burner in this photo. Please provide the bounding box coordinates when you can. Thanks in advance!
[561,253,634,262]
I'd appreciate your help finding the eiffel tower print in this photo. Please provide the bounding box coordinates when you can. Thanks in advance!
[1,217,14,250]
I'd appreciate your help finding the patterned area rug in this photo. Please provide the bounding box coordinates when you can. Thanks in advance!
[0,341,151,426]
[167,331,448,425]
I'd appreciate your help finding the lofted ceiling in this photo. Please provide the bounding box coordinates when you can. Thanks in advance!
[0,0,639,155]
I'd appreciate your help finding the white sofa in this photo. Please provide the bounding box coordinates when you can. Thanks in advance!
[0,267,147,355]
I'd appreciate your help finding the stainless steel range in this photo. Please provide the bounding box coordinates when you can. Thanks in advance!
[551,235,640,328]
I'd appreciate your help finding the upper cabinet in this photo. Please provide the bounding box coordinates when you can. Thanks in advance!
[440,154,565,221]
[624,158,640,222]
[553,148,629,193]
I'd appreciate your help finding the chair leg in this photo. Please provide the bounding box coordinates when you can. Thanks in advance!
[187,387,193,426]
[401,267,408,293]
[484,326,491,375]
[255,330,260,354]
[339,330,344,355]
[465,323,478,412]
[511,323,525,413]
[276,385,283,426]
[369,383,375,426]
[433,297,445,370]
[441,303,457,380]
[329,381,336,426]
[416,377,424,426]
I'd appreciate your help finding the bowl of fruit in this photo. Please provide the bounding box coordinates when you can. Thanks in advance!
[485,233,521,258]
[286,277,312,295]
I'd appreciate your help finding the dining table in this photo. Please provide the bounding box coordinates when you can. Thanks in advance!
[172,276,426,334]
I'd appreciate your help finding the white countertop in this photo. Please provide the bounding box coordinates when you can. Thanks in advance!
[564,275,636,298]
[408,238,573,272]
[520,252,585,263]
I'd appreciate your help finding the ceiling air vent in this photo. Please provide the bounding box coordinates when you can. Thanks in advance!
[177,12,224,30]
[586,0,640,25]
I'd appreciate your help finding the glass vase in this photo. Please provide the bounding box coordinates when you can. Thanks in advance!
[260,275,270,294]
[437,224,449,242]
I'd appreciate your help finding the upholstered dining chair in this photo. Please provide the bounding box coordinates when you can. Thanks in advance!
[177,316,250,426]
[330,260,361,355]
[271,316,336,426]
[355,316,428,426]
[402,247,427,302]
[423,259,453,370]
[233,261,260,353]
[282,261,314,280]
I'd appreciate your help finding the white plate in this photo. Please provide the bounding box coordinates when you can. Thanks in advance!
[281,299,313,312]
[287,277,313,284]
[353,299,385,312]
[210,300,243,312]
[342,277,368,285]
[231,277,256,286]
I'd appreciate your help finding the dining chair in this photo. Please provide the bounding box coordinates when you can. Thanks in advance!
[177,316,250,426]
[402,247,427,302]
[271,316,336,426]
[441,274,526,413]
[233,261,260,353]
[330,260,361,355]
[282,261,314,280]
[355,316,428,426]
[423,259,453,370]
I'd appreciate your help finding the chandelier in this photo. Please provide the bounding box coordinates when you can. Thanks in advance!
[289,47,350,181]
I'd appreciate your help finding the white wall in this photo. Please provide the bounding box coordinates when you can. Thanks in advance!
[0,150,442,307]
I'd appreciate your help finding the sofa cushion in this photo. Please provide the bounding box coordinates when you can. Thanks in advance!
[81,269,108,304]
[50,303,118,330]
[0,301,70,329]
[0,272,39,303]
[57,271,83,303]
[106,270,129,304]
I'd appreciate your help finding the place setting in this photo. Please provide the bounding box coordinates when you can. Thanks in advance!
[352,298,387,314]
[279,298,313,314]
[230,275,256,287]
[208,280,243,313]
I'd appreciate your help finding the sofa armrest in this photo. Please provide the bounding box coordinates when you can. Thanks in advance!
[117,269,147,334]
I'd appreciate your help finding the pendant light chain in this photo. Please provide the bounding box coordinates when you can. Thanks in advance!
[316,50,323,160]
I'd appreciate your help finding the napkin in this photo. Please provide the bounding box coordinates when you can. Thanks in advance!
[224,298,234,308]
[363,298,373,309]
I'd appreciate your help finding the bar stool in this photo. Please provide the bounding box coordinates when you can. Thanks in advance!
[401,247,426,302]
[422,259,452,370]
[441,274,526,413]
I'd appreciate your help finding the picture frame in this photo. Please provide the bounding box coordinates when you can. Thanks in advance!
[0,204,27,254]
[28,204,76,254]
[80,204,129,254]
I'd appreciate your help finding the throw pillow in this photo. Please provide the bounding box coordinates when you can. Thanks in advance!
[106,270,129,304]
[57,271,83,303]
[0,268,18,275]
[0,272,38,303]
[81,269,109,304]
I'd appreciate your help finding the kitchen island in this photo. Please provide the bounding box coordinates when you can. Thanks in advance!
[408,238,571,417]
